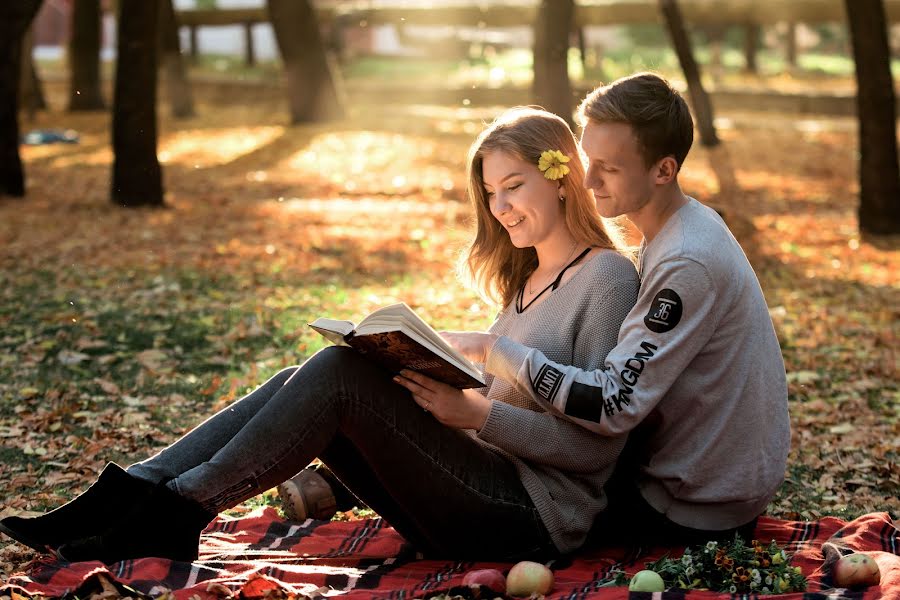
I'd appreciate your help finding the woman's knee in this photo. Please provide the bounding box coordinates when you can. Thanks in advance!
[273,365,300,380]
[303,346,366,374]
[298,346,401,411]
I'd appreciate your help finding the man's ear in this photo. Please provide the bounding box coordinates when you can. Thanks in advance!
[655,156,678,185]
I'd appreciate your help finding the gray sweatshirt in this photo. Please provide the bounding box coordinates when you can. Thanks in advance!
[474,249,639,553]
[487,198,790,531]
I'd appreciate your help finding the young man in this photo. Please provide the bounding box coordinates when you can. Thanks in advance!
[445,72,790,544]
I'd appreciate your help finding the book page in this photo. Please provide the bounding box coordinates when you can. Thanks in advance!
[308,318,355,347]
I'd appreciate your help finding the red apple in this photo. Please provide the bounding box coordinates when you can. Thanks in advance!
[833,553,881,588]
[506,561,554,596]
[462,569,506,594]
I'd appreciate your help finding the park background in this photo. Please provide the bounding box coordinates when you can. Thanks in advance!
[1,0,898,579]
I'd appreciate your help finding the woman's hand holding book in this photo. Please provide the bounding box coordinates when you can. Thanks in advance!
[394,370,492,431]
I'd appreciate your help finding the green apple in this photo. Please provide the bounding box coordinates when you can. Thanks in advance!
[628,570,665,592]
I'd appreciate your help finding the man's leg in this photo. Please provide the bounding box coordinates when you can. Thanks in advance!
[590,463,758,548]
[318,426,555,561]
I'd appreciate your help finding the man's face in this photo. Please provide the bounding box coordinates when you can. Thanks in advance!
[580,121,657,219]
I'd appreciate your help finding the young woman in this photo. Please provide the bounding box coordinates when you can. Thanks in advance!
[0,108,639,564]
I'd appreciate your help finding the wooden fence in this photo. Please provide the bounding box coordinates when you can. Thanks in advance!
[175,0,900,66]
[176,0,900,28]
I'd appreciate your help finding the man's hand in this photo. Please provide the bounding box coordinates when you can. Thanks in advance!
[393,370,492,431]
[439,331,500,364]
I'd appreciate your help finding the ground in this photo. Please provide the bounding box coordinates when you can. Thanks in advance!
[0,87,897,579]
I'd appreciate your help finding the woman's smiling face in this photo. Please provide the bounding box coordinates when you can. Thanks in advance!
[482,150,567,249]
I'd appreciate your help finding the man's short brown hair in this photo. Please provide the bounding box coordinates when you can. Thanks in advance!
[578,72,694,171]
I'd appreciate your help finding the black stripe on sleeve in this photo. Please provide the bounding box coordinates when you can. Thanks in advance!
[564,381,606,423]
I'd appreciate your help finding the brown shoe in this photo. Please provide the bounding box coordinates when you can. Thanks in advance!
[277,469,337,521]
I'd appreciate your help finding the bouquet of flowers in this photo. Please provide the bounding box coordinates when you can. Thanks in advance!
[618,536,808,594]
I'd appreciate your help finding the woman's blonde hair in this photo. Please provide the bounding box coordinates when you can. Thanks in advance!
[462,107,628,308]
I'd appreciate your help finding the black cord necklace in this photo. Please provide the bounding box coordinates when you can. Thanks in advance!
[515,247,591,314]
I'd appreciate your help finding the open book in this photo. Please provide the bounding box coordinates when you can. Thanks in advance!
[308,303,486,389]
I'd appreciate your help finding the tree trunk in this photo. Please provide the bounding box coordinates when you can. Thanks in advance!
[244,22,256,66]
[20,26,47,120]
[159,0,195,119]
[533,0,575,127]
[0,0,43,198]
[112,0,164,207]
[743,23,760,74]
[658,0,719,147]
[844,0,900,235]
[707,25,726,76]
[574,25,587,79]
[267,0,344,123]
[69,0,105,111]
[785,22,798,69]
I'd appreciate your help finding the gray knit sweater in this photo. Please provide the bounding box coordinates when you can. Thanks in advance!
[487,199,791,531]
[473,249,639,553]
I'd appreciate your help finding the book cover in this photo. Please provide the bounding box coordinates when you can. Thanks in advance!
[308,304,486,389]
[347,330,485,389]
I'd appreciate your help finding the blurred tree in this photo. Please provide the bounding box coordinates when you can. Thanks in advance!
[705,25,726,75]
[159,0,195,119]
[267,0,344,123]
[69,0,105,111]
[533,0,575,126]
[0,0,43,198]
[844,0,900,234]
[743,23,760,74]
[112,0,164,207]
[658,0,719,146]
[20,24,47,119]
[784,22,798,71]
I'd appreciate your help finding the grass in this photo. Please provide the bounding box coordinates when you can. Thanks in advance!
[1,84,898,576]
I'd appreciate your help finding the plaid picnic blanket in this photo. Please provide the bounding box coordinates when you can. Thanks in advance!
[3,508,898,599]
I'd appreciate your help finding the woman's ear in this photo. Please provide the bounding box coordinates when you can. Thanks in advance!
[655,156,678,185]
[557,181,566,201]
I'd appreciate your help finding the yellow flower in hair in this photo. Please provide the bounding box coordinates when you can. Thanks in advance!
[538,149,570,180]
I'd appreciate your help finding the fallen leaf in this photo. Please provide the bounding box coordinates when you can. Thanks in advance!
[94,378,121,395]
[57,350,91,365]
[135,348,168,370]
[787,370,820,385]
[829,423,855,434]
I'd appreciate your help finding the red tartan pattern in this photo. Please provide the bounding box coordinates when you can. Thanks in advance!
[2,508,898,600]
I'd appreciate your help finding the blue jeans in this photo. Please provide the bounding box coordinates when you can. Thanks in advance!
[128,346,556,560]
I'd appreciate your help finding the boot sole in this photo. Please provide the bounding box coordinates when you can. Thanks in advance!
[277,470,337,522]
[277,479,309,521]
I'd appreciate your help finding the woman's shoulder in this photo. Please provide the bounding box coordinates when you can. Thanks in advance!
[572,250,640,313]
[554,247,638,306]
[583,248,639,281]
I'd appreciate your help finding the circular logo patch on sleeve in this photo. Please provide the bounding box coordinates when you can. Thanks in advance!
[644,288,683,333]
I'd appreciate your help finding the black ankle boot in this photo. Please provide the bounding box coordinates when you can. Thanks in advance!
[0,463,155,553]
[57,482,216,564]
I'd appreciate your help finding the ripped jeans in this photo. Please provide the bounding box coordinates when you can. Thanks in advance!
[127,346,556,560]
